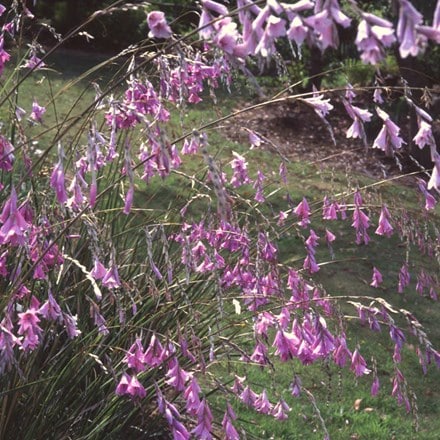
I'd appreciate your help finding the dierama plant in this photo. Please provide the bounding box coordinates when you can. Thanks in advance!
[0,1,439,439]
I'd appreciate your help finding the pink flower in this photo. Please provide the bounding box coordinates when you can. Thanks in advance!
[254,389,273,414]
[192,399,213,440]
[375,205,394,237]
[240,385,258,406]
[428,154,440,192]
[0,37,10,76]
[355,14,396,64]
[344,100,372,139]
[222,404,239,439]
[272,399,291,420]
[165,359,189,392]
[230,151,252,187]
[398,263,410,293]
[371,376,380,396]
[291,375,302,397]
[50,160,68,205]
[39,291,62,322]
[294,197,311,228]
[370,267,383,288]
[350,349,371,377]
[184,377,201,415]
[116,372,146,398]
[373,108,405,155]
[102,264,121,289]
[0,187,30,246]
[23,54,45,70]
[30,100,46,123]
[147,11,172,39]
[18,296,43,351]
[124,338,146,373]
[287,15,308,46]
[0,135,14,171]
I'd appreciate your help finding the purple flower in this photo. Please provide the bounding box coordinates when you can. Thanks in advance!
[398,263,410,293]
[344,100,372,139]
[30,100,46,123]
[147,11,172,39]
[39,291,62,322]
[302,93,334,118]
[287,14,308,46]
[116,372,146,398]
[124,338,146,373]
[165,358,189,392]
[373,108,405,155]
[291,374,302,397]
[0,135,14,171]
[370,267,383,288]
[272,398,291,420]
[0,187,30,246]
[350,349,371,377]
[254,389,273,414]
[371,376,380,396]
[240,385,258,406]
[102,264,121,289]
[294,197,311,228]
[184,377,201,415]
[23,54,45,70]
[222,404,239,439]
[428,154,440,192]
[230,151,252,187]
[50,160,68,205]
[375,205,394,237]
[355,14,396,64]
[18,296,43,351]
[192,399,213,440]
[0,37,10,76]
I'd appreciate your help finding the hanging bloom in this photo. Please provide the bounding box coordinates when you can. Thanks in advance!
[343,100,373,139]
[370,267,383,288]
[124,338,146,373]
[222,404,239,440]
[165,359,189,392]
[294,197,311,228]
[230,151,252,187]
[302,93,334,118]
[351,349,371,376]
[50,159,68,205]
[375,205,394,237]
[23,53,45,70]
[0,37,10,76]
[116,372,146,398]
[192,399,213,439]
[373,108,405,155]
[39,291,62,322]
[0,135,14,171]
[355,14,396,64]
[287,14,308,46]
[0,187,30,246]
[272,398,291,420]
[184,377,201,415]
[147,11,172,39]
[254,389,273,414]
[417,178,436,210]
[371,375,380,396]
[427,154,440,192]
[18,296,43,351]
[291,375,302,397]
[398,263,410,293]
[30,100,46,123]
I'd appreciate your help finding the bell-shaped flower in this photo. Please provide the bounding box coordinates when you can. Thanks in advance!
[350,349,371,376]
[0,187,30,246]
[375,205,394,237]
[370,267,383,288]
[147,11,172,39]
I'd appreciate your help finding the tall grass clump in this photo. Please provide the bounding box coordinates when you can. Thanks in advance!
[0,1,439,438]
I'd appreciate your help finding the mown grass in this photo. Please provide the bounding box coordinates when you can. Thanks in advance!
[3,51,439,439]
